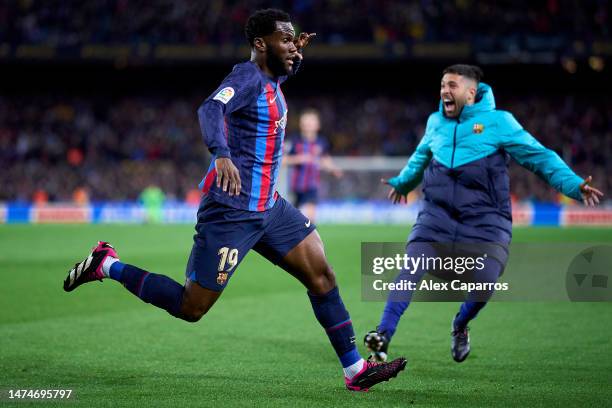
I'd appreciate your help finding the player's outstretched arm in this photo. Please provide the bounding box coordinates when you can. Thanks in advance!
[498,113,604,205]
[383,127,433,204]
[579,176,604,207]
[321,155,343,178]
[381,178,408,204]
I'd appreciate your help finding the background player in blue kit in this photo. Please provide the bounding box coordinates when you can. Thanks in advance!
[364,64,604,363]
[284,108,342,221]
[63,9,406,392]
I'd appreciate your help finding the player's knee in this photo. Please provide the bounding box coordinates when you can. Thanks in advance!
[324,265,337,288]
[182,305,208,323]
[311,265,336,294]
[180,279,221,323]
[180,296,212,323]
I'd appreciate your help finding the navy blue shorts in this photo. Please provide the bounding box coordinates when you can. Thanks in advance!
[186,195,316,292]
[294,189,318,207]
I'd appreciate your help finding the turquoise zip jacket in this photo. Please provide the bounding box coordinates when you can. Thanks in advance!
[389,83,583,246]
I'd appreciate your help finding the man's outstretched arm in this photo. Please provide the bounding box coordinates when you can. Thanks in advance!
[499,112,603,205]
[383,118,434,203]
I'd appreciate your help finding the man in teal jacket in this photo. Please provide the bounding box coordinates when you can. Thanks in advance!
[365,64,603,363]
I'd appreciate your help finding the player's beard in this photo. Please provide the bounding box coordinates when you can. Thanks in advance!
[266,50,290,77]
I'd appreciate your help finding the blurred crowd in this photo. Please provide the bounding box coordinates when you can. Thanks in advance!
[0,96,206,202]
[1,0,609,48]
[1,92,610,204]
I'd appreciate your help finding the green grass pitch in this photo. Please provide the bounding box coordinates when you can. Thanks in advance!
[1,224,611,407]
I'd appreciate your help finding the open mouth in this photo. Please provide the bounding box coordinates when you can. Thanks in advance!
[443,99,455,110]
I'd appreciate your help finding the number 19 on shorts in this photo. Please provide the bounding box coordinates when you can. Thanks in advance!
[218,247,238,272]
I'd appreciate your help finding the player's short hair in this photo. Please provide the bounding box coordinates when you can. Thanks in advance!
[245,9,291,46]
[442,64,484,83]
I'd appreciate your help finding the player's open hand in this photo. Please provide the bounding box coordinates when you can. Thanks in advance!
[215,157,241,197]
[579,176,603,207]
[294,32,316,52]
[381,178,407,204]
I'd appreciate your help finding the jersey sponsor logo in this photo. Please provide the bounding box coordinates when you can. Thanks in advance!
[274,111,287,133]
[213,87,235,104]
[473,123,484,134]
[269,94,278,104]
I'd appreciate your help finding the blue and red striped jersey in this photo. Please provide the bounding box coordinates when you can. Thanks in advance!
[288,136,329,192]
[197,61,293,212]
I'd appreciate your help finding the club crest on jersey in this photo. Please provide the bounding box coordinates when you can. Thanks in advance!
[274,111,287,134]
[473,123,484,134]
[213,87,235,104]
[216,272,229,286]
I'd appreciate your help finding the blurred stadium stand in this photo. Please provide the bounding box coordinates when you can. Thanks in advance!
[1,91,609,204]
[1,1,610,224]
[1,1,610,63]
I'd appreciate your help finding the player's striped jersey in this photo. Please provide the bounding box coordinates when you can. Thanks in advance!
[288,137,328,193]
[197,61,291,212]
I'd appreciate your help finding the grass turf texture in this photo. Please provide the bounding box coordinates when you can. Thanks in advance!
[1,225,611,407]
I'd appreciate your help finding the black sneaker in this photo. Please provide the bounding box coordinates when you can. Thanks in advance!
[63,241,118,292]
[364,329,389,362]
[345,357,407,392]
[451,320,470,362]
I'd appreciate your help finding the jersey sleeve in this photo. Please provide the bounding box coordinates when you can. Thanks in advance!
[497,112,584,201]
[197,64,260,158]
[387,115,434,195]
